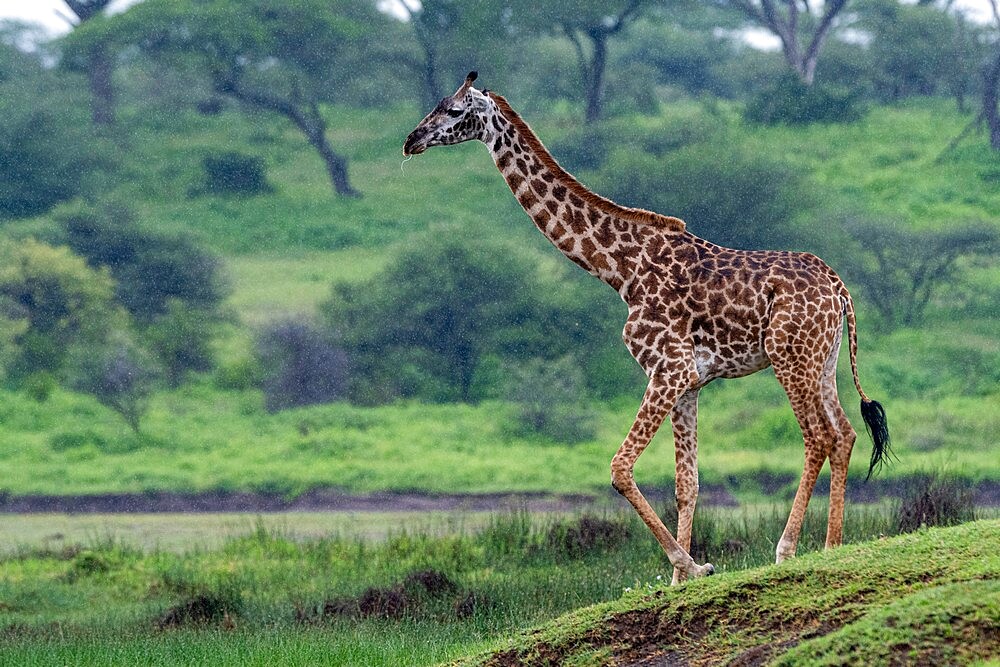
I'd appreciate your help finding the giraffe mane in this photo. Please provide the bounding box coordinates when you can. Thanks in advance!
[487,92,686,233]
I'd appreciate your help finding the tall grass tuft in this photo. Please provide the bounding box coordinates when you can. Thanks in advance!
[896,472,977,533]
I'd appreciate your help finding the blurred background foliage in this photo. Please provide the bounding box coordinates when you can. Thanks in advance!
[0,0,996,481]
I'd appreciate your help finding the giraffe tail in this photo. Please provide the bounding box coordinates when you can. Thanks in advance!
[842,288,892,480]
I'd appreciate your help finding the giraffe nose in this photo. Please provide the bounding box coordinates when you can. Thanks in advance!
[403,130,426,156]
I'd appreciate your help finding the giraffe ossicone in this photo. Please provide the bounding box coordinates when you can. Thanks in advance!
[403,73,891,584]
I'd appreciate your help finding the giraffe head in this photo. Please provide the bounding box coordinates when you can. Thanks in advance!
[403,71,495,156]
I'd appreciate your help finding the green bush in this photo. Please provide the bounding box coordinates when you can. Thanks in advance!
[598,141,808,250]
[199,151,272,196]
[506,356,598,444]
[59,203,229,322]
[743,74,863,126]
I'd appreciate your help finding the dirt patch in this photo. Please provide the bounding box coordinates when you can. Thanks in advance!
[0,475,994,515]
[298,568,489,623]
[157,594,238,629]
[0,489,604,514]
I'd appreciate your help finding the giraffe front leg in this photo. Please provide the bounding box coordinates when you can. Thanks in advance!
[612,376,713,582]
[670,389,700,585]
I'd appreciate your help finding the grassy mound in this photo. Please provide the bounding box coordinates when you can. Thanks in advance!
[450,520,1000,666]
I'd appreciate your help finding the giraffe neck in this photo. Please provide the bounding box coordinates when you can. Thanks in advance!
[483,93,685,296]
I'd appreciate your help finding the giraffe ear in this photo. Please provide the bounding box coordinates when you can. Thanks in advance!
[455,71,478,98]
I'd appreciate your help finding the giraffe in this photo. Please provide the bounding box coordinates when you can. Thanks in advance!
[403,72,891,583]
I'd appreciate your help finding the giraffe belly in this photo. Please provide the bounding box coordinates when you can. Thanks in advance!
[694,344,771,384]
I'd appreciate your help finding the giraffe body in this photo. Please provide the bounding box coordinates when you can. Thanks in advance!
[403,73,890,582]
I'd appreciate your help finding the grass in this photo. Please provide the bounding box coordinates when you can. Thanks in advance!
[0,512,494,557]
[1,360,996,500]
[451,519,1000,666]
[0,507,994,666]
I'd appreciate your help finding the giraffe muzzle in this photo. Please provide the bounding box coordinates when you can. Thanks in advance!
[403,131,427,156]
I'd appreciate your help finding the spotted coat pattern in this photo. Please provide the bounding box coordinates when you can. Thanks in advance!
[404,75,877,582]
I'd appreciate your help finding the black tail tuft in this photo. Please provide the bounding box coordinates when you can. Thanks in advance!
[861,399,892,481]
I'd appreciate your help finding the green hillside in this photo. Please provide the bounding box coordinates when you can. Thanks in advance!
[450,520,1000,666]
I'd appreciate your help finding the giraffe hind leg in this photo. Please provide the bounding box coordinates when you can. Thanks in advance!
[821,329,857,550]
[773,378,837,563]
[670,389,700,585]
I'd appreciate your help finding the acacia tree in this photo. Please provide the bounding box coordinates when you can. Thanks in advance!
[722,0,850,85]
[839,220,999,329]
[984,0,1000,148]
[58,0,116,125]
[396,0,513,109]
[85,0,378,196]
[509,0,651,123]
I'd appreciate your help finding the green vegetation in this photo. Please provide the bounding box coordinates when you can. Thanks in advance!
[1,510,995,666]
[452,520,999,666]
[1,2,997,663]
[0,96,993,501]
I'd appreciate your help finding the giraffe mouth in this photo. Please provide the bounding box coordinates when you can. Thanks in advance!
[402,133,427,157]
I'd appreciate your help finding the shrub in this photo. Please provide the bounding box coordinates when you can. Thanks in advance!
[743,74,864,125]
[896,474,976,534]
[598,141,808,250]
[506,356,598,444]
[68,334,161,433]
[199,151,271,196]
[545,515,632,559]
[257,319,349,412]
[59,203,229,322]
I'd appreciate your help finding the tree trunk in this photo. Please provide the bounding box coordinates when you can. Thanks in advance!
[420,43,442,109]
[218,79,360,196]
[584,32,608,124]
[88,45,115,125]
[305,123,360,198]
[984,46,1000,150]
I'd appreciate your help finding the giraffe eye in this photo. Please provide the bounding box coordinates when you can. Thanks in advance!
[446,108,464,117]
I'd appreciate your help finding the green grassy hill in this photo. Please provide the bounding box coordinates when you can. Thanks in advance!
[450,520,1000,666]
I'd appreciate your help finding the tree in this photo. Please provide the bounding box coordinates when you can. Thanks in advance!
[59,0,116,125]
[58,203,228,323]
[0,239,124,379]
[395,0,514,109]
[58,203,228,383]
[856,0,980,103]
[0,26,107,219]
[839,220,1000,329]
[69,333,160,432]
[984,0,1000,149]
[86,0,376,195]
[508,0,651,123]
[722,0,850,85]
[325,237,535,402]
